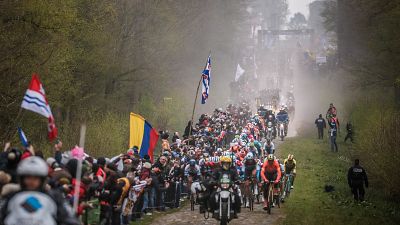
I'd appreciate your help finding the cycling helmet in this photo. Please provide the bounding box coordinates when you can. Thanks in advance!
[245,152,254,160]
[267,154,274,161]
[189,159,196,166]
[17,156,48,177]
[287,154,294,161]
[220,156,232,163]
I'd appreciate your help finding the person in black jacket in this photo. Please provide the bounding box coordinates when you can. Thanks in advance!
[344,122,354,143]
[314,114,326,139]
[347,159,368,202]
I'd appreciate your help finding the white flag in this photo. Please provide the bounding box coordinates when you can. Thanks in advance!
[235,64,245,82]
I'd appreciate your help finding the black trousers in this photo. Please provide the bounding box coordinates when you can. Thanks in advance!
[351,184,365,201]
[344,132,353,142]
[100,204,111,225]
[318,128,324,139]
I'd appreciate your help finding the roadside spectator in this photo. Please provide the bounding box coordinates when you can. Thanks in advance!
[315,114,326,139]
[344,122,354,143]
[347,159,368,202]
[54,139,63,165]
[329,119,338,152]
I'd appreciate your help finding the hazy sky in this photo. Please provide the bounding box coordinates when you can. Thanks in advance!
[288,0,313,18]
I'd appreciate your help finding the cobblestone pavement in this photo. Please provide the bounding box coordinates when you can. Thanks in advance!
[150,201,285,225]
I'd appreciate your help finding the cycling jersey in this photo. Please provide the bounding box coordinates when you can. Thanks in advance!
[261,160,281,183]
[284,159,296,174]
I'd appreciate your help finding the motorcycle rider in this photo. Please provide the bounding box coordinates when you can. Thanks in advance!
[263,139,275,156]
[209,156,241,218]
[261,154,282,210]
[0,156,80,225]
[276,106,289,136]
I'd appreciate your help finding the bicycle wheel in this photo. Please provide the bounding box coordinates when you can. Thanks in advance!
[190,194,195,211]
[268,186,273,214]
[275,193,281,208]
[249,194,254,211]
[285,177,292,198]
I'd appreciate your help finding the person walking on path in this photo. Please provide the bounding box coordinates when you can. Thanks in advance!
[344,122,354,143]
[315,114,326,139]
[347,159,368,202]
[329,119,338,152]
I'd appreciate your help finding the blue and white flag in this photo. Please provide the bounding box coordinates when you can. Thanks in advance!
[201,55,211,104]
[18,127,29,148]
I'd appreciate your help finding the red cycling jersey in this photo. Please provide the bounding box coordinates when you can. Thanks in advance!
[261,159,281,183]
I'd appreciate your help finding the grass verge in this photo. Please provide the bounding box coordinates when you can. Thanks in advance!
[277,137,400,225]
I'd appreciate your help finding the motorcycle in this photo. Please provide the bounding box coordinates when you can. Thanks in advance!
[278,122,285,141]
[266,121,274,140]
[214,174,237,225]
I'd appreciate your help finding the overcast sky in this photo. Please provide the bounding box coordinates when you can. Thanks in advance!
[288,0,313,18]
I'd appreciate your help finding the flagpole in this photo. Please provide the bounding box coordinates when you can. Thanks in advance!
[189,53,210,137]
[189,76,203,137]
[73,124,86,214]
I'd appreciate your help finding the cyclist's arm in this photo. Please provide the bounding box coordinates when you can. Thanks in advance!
[196,165,201,176]
[184,165,189,176]
[292,160,297,174]
[275,162,282,183]
[260,163,267,182]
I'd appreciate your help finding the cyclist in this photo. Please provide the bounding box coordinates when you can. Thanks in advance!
[0,156,80,225]
[263,139,275,156]
[184,159,201,181]
[284,154,297,189]
[242,152,257,181]
[261,154,282,210]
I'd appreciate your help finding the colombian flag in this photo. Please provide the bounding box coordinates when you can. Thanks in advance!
[129,113,159,162]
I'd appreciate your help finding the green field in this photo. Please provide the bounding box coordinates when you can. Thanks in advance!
[278,137,400,225]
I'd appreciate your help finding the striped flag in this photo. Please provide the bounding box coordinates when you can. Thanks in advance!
[129,113,159,162]
[18,127,29,148]
[21,73,58,141]
[201,55,211,104]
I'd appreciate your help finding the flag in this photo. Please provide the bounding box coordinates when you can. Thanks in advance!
[18,127,29,148]
[129,113,159,162]
[235,64,245,81]
[253,53,258,79]
[201,55,211,104]
[21,73,58,141]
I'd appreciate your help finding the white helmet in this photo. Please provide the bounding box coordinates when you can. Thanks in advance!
[246,152,254,160]
[17,156,48,177]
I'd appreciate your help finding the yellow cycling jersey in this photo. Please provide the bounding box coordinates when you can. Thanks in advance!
[284,159,296,174]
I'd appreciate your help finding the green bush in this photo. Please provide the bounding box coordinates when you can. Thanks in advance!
[349,98,400,199]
